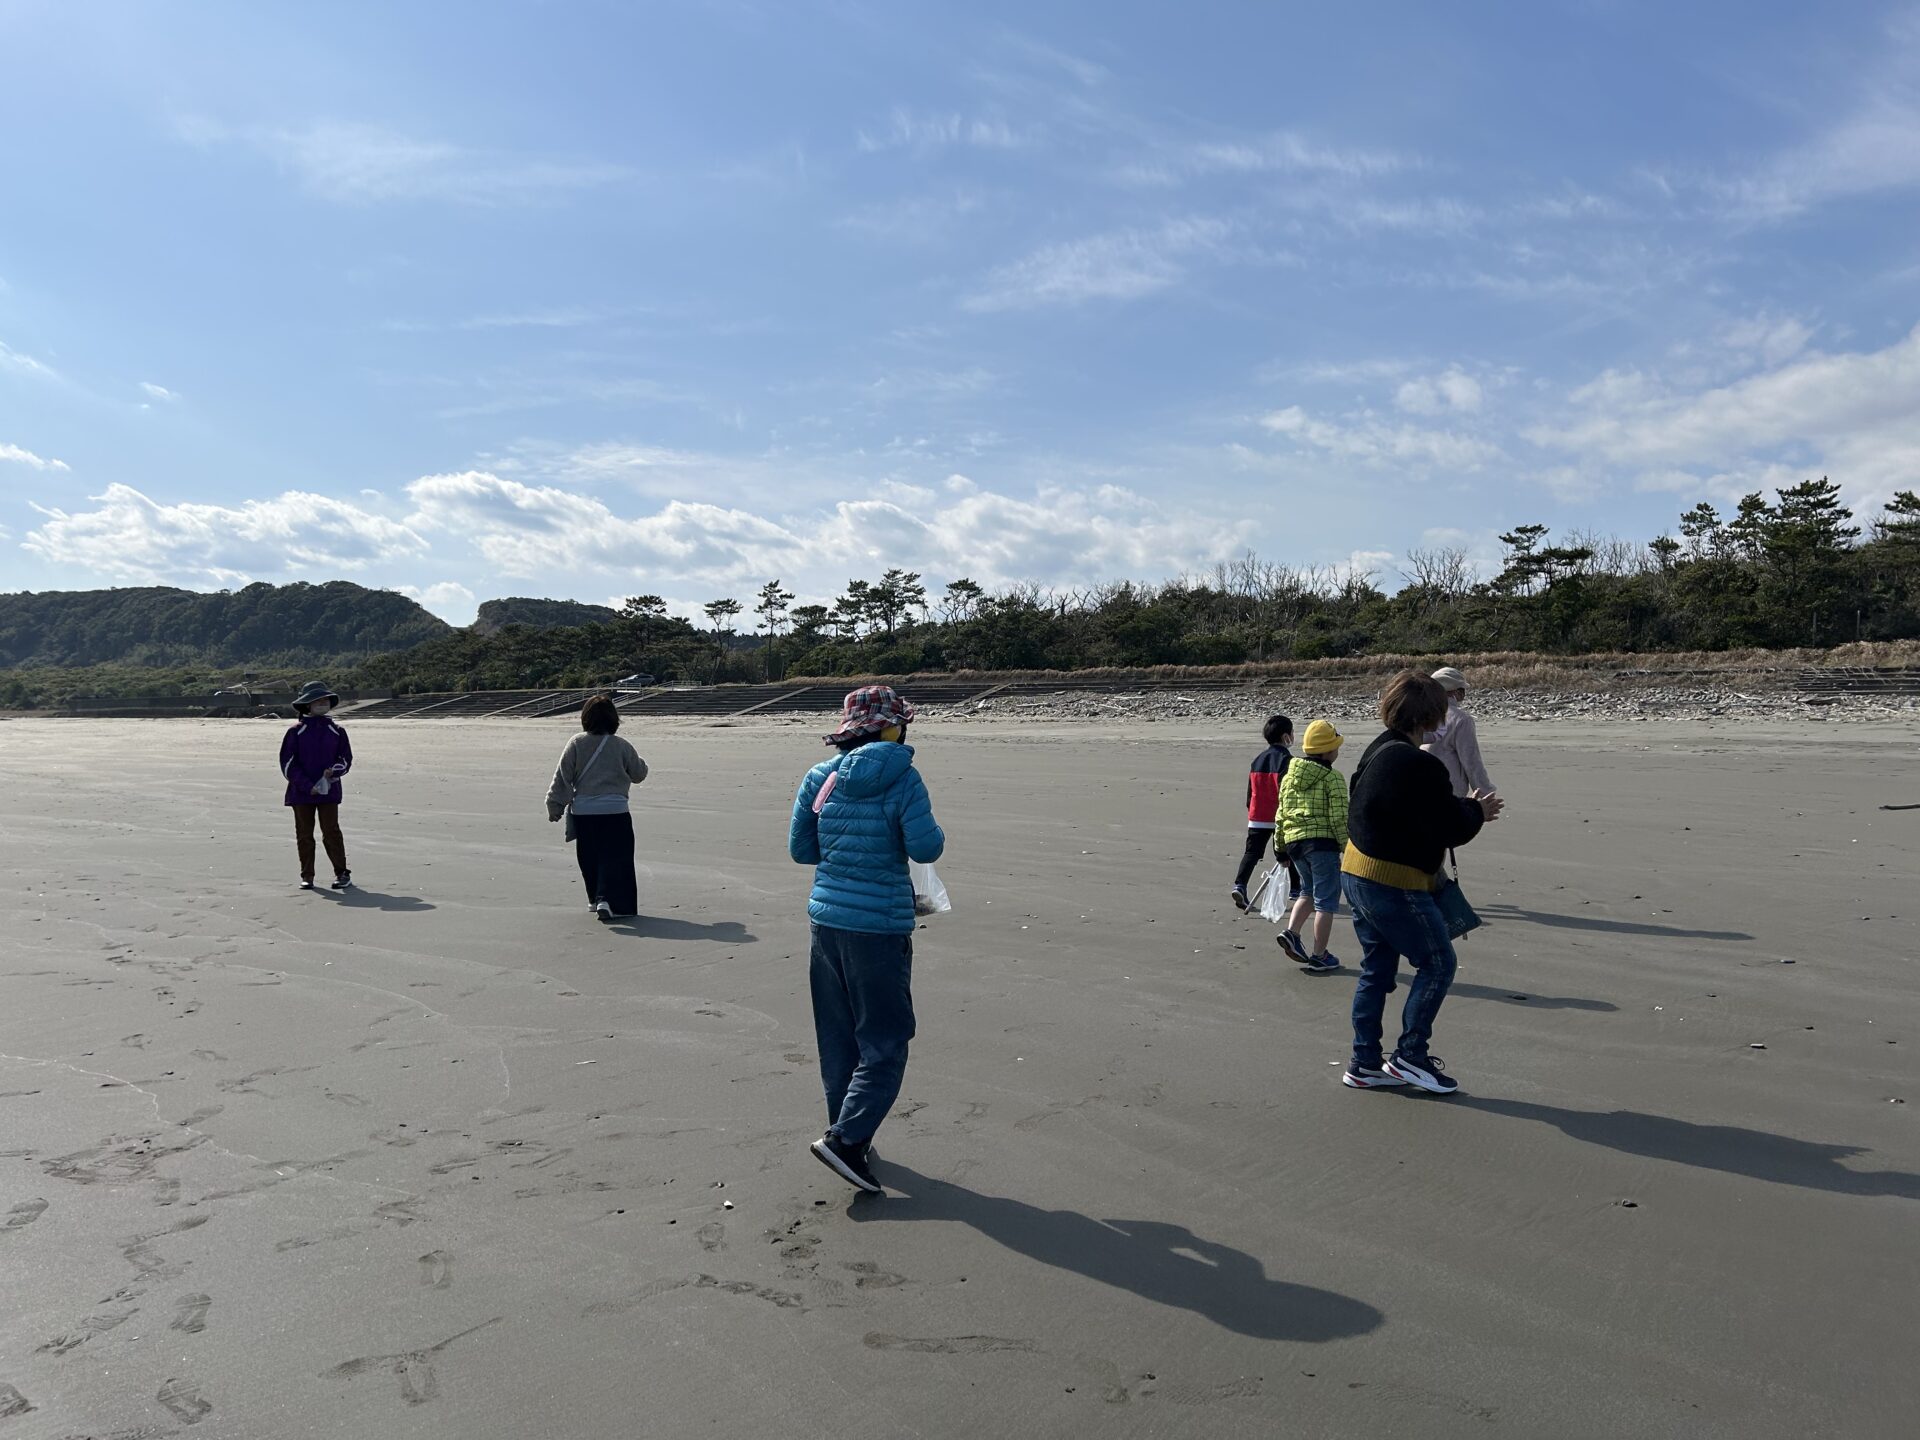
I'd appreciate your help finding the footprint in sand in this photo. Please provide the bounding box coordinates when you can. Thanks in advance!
[0,1383,34,1419]
[157,1377,214,1425]
[171,1293,212,1334]
[417,1251,454,1289]
[3,1198,48,1233]
[695,1221,726,1252]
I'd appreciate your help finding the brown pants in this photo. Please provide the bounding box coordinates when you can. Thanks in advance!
[292,804,348,881]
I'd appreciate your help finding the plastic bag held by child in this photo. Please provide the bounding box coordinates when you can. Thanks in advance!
[911,861,951,916]
[1255,863,1290,922]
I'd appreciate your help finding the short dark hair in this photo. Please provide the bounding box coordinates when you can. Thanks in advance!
[1379,671,1449,735]
[1263,714,1294,746]
[581,694,620,734]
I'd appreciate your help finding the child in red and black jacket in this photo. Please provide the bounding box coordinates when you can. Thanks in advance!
[1231,714,1297,909]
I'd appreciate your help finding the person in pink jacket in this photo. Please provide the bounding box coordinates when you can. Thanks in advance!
[1422,667,1494,798]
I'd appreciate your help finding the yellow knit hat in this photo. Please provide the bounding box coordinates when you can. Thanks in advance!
[1301,719,1343,756]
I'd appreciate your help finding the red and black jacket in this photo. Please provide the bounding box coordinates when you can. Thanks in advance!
[1245,744,1292,827]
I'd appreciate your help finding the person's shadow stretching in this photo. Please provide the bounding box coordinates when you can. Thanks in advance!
[851,1162,1383,1341]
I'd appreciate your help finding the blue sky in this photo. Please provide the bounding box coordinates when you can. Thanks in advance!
[4,0,1919,624]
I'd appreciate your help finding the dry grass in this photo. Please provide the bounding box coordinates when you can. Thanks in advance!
[781,641,1920,695]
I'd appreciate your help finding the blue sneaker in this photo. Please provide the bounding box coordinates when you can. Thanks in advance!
[1384,1053,1459,1094]
[1277,930,1310,963]
[1303,951,1341,974]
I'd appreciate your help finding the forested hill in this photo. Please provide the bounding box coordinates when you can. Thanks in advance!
[472,597,619,633]
[0,582,452,667]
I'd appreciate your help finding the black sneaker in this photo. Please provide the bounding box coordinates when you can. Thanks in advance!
[1303,951,1341,974]
[1231,887,1250,911]
[810,1134,883,1194]
[1277,930,1310,963]
[1384,1053,1459,1094]
[330,871,354,891]
[1341,1062,1407,1090]
[299,879,317,891]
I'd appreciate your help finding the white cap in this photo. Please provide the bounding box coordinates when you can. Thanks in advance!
[1431,666,1467,693]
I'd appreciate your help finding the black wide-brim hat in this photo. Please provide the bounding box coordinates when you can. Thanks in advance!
[293,681,340,710]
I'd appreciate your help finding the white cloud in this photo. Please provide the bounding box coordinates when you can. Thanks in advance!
[1529,322,1920,503]
[1395,368,1483,416]
[399,468,1248,598]
[139,381,180,402]
[857,109,1025,153]
[1259,405,1503,470]
[176,118,627,206]
[1,442,69,471]
[964,217,1229,311]
[0,339,57,379]
[838,189,987,242]
[398,581,478,625]
[1715,15,1920,220]
[22,483,427,585]
[1117,130,1409,186]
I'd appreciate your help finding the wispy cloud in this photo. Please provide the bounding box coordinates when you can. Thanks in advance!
[139,381,180,401]
[1259,405,1502,470]
[857,108,1026,154]
[1395,368,1482,416]
[963,216,1230,311]
[1711,12,1920,221]
[1116,130,1412,187]
[176,118,628,206]
[0,339,58,379]
[1,442,70,471]
[838,189,988,242]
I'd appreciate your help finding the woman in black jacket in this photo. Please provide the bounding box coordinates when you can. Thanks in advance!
[1339,671,1505,1094]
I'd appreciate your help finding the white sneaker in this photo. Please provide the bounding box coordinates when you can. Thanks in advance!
[595,901,613,923]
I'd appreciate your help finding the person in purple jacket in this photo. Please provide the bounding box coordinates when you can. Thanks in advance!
[280,681,354,891]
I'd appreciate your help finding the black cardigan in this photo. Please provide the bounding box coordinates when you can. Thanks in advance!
[1346,729,1485,879]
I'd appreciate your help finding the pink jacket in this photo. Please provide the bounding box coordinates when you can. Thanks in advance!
[1422,703,1492,798]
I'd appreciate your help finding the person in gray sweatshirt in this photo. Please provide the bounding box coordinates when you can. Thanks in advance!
[546,694,650,920]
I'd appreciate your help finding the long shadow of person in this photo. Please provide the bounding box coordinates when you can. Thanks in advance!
[850,1162,1383,1341]
[1474,904,1751,942]
[1458,1097,1919,1199]
[605,915,757,944]
[329,889,435,913]
[1443,980,1618,1013]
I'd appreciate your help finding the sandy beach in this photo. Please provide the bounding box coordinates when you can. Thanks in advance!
[1,711,1915,1439]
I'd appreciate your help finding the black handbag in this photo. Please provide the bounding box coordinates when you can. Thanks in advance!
[1433,851,1481,940]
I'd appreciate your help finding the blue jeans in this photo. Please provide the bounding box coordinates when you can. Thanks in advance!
[1343,874,1458,1068]
[809,924,916,1148]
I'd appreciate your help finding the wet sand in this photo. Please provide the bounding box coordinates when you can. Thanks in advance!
[0,713,1915,1438]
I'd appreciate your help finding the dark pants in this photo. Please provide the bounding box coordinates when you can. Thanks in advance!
[291,803,347,880]
[1344,874,1458,1068]
[1233,827,1296,892]
[808,923,915,1148]
[573,812,638,915]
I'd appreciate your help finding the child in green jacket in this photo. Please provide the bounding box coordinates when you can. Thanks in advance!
[1278,719,1347,973]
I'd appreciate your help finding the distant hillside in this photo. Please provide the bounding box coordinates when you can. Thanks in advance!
[471,597,619,633]
[0,582,451,668]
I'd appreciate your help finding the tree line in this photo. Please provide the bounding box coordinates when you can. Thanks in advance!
[4,480,1916,707]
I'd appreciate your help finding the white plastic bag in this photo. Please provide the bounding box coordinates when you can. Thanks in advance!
[1254,862,1291,922]
[911,861,951,916]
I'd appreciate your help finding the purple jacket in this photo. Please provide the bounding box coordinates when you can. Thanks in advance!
[280,718,353,806]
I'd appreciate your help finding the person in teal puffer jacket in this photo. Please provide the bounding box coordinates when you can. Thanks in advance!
[789,685,945,1194]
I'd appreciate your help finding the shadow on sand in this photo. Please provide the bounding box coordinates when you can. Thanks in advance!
[1476,903,1750,942]
[1444,980,1618,1013]
[851,1162,1383,1341]
[605,915,757,944]
[1459,1097,1919,1199]
[328,888,435,913]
